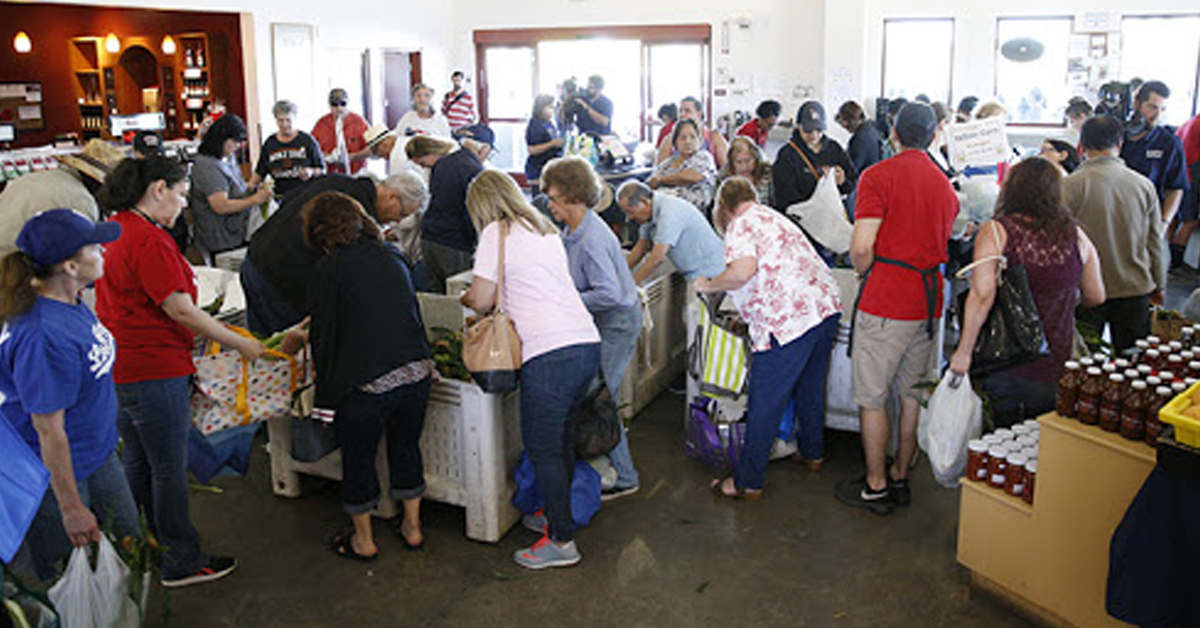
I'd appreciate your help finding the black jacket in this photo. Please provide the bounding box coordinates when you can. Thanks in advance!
[308,239,430,407]
[247,176,378,314]
[772,130,857,212]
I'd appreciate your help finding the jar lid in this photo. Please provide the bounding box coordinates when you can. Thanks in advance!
[968,440,988,452]
[1170,341,1184,350]
[1007,453,1028,466]
[1181,352,1195,360]
[988,447,1009,457]
[1110,374,1125,382]
[1159,371,1175,381]
[1132,380,1148,390]
[1087,367,1103,375]
[1188,378,1198,387]
[1115,359,1131,369]
[1124,369,1140,380]
[1173,382,1187,392]
[1138,364,1153,374]
[1094,352,1109,361]
[1147,376,1163,386]
[1157,386,1174,395]
[1012,425,1031,436]
[1169,354,1184,363]
[1065,360,1081,370]
[994,429,1014,440]
[1017,436,1037,448]
[983,434,1002,444]
[1027,460,1038,473]
[1103,363,1118,372]
[1190,361,1200,369]
[1136,340,1150,349]
[1148,336,1162,345]
[1020,447,1038,460]
[1080,357,1095,366]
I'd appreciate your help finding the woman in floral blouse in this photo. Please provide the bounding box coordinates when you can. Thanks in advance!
[695,177,842,500]
[648,119,717,214]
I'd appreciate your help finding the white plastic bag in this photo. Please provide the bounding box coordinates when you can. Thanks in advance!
[785,175,852,254]
[47,536,138,628]
[918,371,983,488]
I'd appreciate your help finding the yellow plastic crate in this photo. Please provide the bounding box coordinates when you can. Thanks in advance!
[1160,379,1200,447]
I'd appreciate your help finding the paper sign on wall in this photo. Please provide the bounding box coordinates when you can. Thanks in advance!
[945,117,1011,170]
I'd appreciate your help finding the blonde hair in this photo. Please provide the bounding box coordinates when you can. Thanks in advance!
[466,170,557,236]
[713,177,759,235]
[721,136,771,184]
[405,135,457,160]
[974,101,1008,120]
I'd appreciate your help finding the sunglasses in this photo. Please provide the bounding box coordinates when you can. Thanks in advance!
[329,100,348,107]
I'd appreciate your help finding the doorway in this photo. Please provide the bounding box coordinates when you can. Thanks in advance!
[116,45,160,114]
[383,50,421,128]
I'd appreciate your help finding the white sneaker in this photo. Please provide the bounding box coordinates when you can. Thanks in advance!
[769,438,798,461]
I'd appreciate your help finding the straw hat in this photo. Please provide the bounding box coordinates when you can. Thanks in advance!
[56,139,128,183]
[363,123,393,150]
[592,182,614,213]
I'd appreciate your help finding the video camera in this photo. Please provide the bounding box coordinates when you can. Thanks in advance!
[1094,80,1148,137]
[560,77,590,120]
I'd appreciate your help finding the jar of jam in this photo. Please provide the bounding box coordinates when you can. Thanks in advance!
[1020,446,1038,461]
[1016,435,1037,450]
[1124,369,1141,387]
[1168,354,1184,374]
[1180,350,1195,364]
[1146,376,1163,388]
[1169,340,1184,353]
[966,440,989,482]
[1147,336,1162,348]
[993,428,1015,442]
[1005,454,1028,497]
[1120,380,1149,441]
[1024,460,1037,505]
[1159,371,1176,384]
[1145,386,1173,445]
[1137,364,1153,379]
[1102,362,1118,377]
[1145,349,1162,372]
[1012,424,1031,438]
[1172,381,1187,396]
[1134,339,1150,361]
[1099,374,1125,432]
[1183,326,1196,345]
[1077,367,1104,425]
[988,446,1010,488]
[983,434,1003,447]
[1188,378,1198,388]
[1190,361,1200,379]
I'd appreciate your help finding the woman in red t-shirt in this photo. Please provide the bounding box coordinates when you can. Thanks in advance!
[95,156,265,588]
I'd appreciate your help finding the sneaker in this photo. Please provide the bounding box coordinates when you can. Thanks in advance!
[522,510,548,534]
[513,535,581,570]
[888,477,912,507]
[834,476,894,515]
[769,438,798,461]
[161,556,237,588]
[600,484,640,501]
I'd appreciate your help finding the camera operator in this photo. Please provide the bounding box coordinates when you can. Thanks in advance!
[565,75,614,136]
[1118,82,1190,269]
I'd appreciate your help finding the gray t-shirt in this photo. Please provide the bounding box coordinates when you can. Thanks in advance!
[189,153,249,253]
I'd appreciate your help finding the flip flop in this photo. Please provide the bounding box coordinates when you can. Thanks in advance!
[709,477,764,501]
[393,520,425,552]
[330,530,378,562]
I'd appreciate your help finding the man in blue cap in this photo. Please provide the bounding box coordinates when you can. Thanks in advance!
[838,103,959,515]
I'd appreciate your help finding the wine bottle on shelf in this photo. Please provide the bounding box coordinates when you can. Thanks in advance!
[197,48,204,67]
[186,48,194,68]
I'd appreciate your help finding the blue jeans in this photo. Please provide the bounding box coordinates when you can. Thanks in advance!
[117,376,207,580]
[240,258,304,336]
[520,343,601,543]
[333,379,431,514]
[593,304,643,489]
[16,452,139,580]
[735,315,840,491]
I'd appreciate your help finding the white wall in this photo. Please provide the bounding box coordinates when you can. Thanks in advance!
[448,0,828,127]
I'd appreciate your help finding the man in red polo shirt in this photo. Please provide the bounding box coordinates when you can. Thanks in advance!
[1171,113,1200,273]
[837,102,959,515]
[736,100,781,149]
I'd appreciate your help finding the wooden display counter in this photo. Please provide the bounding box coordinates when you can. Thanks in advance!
[958,413,1155,628]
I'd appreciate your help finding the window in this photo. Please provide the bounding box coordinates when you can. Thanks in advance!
[882,19,954,104]
[994,17,1073,124]
[475,25,711,177]
[1120,15,1200,126]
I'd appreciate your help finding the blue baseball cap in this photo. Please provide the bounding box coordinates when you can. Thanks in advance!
[458,124,496,148]
[16,209,122,268]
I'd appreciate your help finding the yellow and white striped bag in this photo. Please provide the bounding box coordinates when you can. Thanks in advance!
[689,303,750,399]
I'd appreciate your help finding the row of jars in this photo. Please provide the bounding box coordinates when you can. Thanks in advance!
[1053,337,1198,444]
[966,421,1039,505]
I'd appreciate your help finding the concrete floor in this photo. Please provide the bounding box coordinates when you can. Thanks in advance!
[152,391,1036,628]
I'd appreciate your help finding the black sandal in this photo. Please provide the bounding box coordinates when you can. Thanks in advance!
[330,530,378,562]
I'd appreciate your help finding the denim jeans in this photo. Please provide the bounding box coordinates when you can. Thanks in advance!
[116,376,207,580]
[520,343,601,543]
[593,304,643,489]
[979,372,1056,428]
[735,315,840,491]
[16,452,139,580]
[240,258,304,336]
[333,378,431,514]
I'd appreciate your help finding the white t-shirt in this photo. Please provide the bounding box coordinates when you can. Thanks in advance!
[390,111,452,174]
[473,221,600,363]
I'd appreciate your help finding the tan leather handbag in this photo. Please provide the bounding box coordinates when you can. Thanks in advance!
[463,222,522,393]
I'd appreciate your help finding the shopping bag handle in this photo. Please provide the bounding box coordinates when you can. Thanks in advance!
[207,324,301,424]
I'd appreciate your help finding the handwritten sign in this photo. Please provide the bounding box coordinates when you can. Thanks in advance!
[945,117,1011,170]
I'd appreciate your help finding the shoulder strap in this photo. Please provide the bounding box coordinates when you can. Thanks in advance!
[954,221,1008,279]
[496,222,508,313]
[788,141,820,179]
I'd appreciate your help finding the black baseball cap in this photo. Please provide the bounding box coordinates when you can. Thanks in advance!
[798,101,826,132]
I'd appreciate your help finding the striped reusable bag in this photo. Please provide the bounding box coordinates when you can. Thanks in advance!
[692,303,750,399]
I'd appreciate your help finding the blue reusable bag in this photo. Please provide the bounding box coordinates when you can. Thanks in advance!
[0,415,49,563]
[512,453,601,528]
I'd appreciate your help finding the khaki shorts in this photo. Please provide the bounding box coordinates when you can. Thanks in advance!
[852,311,936,409]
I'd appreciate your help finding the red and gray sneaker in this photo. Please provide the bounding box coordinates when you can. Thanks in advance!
[161,556,238,588]
[514,534,581,570]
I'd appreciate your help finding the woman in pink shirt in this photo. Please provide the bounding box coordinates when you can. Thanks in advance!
[695,177,843,500]
[460,170,599,570]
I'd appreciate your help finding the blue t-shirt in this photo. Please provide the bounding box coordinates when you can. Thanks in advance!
[575,94,613,136]
[524,119,562,181]
[638,193,726,281]
[1121,126,1191,202]
[0,297,118,481]
[562,210,639,313]
[422,148,484,253]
